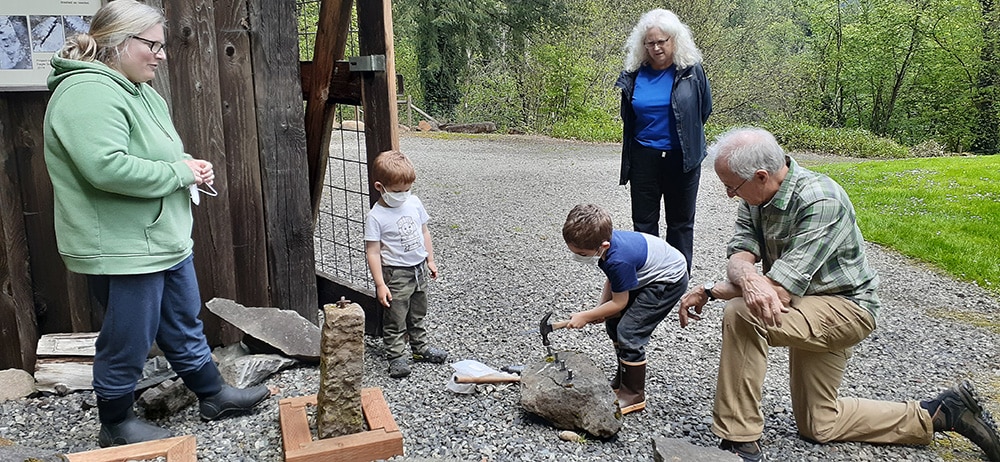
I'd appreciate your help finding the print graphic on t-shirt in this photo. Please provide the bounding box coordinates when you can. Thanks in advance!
[396,216,421,252]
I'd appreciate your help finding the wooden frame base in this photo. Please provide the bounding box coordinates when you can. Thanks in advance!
[66,435,196,462]
[279,387,403,462]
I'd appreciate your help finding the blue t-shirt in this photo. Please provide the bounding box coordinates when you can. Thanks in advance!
[599,230,687,293]
[632,64,677,151]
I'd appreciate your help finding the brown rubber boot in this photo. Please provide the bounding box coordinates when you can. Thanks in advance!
[616,360,646,415]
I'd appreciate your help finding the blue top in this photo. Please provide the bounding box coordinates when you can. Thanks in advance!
[632,64,677,151]
[599,230,687,293]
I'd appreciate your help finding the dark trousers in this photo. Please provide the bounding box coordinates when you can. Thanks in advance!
[604,274,688,363]
[88,255,212,399]
[629,145,700,273]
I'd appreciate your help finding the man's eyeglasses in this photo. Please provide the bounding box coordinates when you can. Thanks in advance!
[726,176,750,195]
[131,36,166,54]
[644,38,671,49]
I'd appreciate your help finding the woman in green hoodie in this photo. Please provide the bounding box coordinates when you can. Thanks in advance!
[43,0,269,448]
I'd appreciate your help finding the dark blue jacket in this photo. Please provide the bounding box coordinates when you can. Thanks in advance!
[615,62,712,183]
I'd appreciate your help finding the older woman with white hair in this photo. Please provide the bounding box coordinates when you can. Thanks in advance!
[615,9,712,275]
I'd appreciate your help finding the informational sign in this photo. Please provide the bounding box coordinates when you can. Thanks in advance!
[1,1,104,91]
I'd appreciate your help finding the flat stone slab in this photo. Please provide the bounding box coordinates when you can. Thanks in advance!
[207,297,321,362]
[653,437,741,462]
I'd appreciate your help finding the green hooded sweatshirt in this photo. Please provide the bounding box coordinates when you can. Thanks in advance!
[43,56,197,275]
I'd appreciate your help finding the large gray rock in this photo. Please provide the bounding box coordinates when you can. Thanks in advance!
[137,378,196,419]
[213,343,297,388]
[652,437,741,462]
[316,300,365,439]
[0,369,36,400]
[206,298,321,362]
[519,351,621,438]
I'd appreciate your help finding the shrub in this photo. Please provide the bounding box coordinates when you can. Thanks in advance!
[763,121,912,159]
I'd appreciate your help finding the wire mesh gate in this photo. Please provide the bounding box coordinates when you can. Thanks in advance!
[297,1,373,291]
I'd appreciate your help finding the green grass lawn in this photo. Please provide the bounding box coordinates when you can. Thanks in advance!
[811,155,1000,295]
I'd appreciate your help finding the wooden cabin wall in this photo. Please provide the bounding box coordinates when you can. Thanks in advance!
[0,0,318,371]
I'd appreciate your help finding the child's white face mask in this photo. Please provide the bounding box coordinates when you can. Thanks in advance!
[381,189,411,207]
[570,248,602,265]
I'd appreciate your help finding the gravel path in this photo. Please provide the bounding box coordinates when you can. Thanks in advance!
[2,133,998,461]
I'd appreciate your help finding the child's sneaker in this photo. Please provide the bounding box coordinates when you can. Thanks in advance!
[412,346,448,364]
[388,357,411,378]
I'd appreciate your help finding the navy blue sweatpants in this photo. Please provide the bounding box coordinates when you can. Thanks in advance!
[87,255,212,399]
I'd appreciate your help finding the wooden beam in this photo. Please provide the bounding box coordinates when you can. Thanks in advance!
[0,93,39,371]
[213,0,271,309]
[247,0,319,323]
[356,0,400,207]
[305,0,355,218]
[161,1,240,345]
[66,435,197,462]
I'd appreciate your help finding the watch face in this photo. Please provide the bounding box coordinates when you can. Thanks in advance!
[703,282,714,291]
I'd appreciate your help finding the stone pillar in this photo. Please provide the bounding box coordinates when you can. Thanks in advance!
[316,298,365,439]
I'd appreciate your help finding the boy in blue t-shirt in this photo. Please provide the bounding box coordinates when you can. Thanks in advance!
[562,204,689,414]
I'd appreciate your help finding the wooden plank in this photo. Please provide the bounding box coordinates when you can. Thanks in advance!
[34,360,94,394]
[145,0,172,111]
[213,0,271,310]
[36,332,98,357]
[356,0,400,207]
[247,0,318,324]
[66,435,197,462]
[161,0,240,346]
[279,398,313,453]
[285,429,402,462]
[0,93,39,371]
[305,0,355,218]
[360,387,398,433]
[300,61,362,105]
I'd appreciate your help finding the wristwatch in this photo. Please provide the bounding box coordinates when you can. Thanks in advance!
[703,282,716,301]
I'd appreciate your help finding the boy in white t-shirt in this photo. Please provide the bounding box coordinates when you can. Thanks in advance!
[364,150,447,378]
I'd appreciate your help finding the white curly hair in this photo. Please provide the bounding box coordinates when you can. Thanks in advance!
[623,9,702,72]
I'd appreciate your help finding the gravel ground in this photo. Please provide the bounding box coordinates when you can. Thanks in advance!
[2,133,999,461]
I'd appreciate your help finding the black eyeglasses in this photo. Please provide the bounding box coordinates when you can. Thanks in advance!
[644,37,671,49]
[131,36,166,54]
[726,176,750,195]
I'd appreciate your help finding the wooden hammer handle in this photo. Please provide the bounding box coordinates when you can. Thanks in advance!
[454,373,521,384]
[551,320,570,330]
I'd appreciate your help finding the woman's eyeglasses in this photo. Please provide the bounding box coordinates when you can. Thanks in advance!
[644,38,671,49]
[131,36,166,54]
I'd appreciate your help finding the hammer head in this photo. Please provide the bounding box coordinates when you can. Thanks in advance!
[539,311,554,346]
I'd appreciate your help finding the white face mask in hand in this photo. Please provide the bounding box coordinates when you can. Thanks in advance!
[189,183,218,206]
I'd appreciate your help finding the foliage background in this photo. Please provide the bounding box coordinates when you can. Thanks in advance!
[379,0,998,154]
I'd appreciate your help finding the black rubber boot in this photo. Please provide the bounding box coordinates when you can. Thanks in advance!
[180,360,270,421]
[616,361,646,415]
[97,394,171,448]
[610,344,622,392]
[199,384,271,421]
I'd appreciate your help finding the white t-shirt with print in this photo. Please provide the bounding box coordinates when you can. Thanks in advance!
[364,195,430,267]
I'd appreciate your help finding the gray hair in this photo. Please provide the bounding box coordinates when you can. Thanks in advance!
[58,0,165,64]
[709,127,786,179]
[623,9,702,72]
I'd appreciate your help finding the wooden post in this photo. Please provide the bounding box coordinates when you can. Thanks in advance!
[305,0,355,219]
[213,0,271,309]
[357,0,400,208]
[0,94,40,371]
[247,0,319,323]
[161,1,241,344]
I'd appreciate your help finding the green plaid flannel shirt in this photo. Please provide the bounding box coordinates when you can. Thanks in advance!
[727,157,881,318]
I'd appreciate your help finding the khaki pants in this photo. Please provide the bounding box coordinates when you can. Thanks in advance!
[713,295,934,445]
